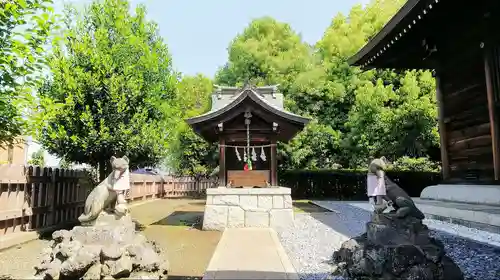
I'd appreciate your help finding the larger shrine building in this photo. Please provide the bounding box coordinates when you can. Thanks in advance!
[348,0,500,205]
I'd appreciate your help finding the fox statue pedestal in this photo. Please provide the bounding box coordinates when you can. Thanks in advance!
[32,156,169,280]
[331,178,463,280]
[332,213,463,280]
[33,211,169,280]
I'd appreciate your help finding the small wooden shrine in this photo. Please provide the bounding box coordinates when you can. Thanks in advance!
[186,84,310,188]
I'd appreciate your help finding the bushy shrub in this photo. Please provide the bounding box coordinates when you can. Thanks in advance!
[389,156,441,172]
[78,167,100,189]
[279,169,441,199]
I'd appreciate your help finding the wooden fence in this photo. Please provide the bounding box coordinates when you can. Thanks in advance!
[128,174,216,200]
[0,165,215,237]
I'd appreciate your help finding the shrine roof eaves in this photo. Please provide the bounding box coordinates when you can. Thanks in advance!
[347,0,433,69]
[185,86,310,125]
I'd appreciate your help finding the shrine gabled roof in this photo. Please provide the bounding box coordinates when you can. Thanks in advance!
[185,85,311,143]
[185,85,310,126]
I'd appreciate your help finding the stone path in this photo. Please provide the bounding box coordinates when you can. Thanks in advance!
[204,228,298,280]
[0,235,49,278]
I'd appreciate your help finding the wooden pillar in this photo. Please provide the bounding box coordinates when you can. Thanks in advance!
[270,139,277,186]
[484,48,500,180]
[219,138,226,186]
[435,73,450,180]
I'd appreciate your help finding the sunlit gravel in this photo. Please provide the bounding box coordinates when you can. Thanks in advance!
[276,201,500,280]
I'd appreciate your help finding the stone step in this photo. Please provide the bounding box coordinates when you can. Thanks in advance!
[413,198,500,234]
[203,228,298,280]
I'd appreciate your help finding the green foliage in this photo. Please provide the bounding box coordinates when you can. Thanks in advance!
[25,0,441,174]
[212,0,440,171]
[29,149,45,167]
[389,156,441,172]
[59,157,71,169]
[176,74,213,114]
[280,169,441,199]
[343,70,439,167]
[37,0,178,178]
[215,16,312,95]
[169,123,218,177]
[168,74,218,176]
[79,167,100,189]
[0,0,58,145]
[278,120,342,170]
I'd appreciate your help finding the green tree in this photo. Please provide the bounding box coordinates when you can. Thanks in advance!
[214,0,439,171]
[342,70,439,167]
[38,0,178,180]
[59,157,71,169]
[214,16,313,97]
[29,149,45,167]
[389,156,440,172]
[168,0,439,173]
[291,0,439,169]
[168,74,218,177]
[289,0,407,129]
[176,74,213,114]
[278,121,342,170]
[213,17,334,169]
[169,124,218,178]
[0,0,57,145]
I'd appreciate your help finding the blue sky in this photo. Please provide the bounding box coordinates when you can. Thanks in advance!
[56,0,368,78]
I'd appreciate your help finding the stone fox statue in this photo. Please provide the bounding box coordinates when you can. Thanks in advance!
[78,156,131,224]
[384,176,425,219]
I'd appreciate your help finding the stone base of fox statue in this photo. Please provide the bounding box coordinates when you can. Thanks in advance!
[32,211,168,280]
[331,213,463,280]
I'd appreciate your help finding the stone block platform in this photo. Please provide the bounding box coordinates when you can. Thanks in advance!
[203,187,294,231]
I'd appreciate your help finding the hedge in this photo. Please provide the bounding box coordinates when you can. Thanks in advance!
[279,169,442,200]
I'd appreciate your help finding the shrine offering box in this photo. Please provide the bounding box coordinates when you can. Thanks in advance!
[227,170,270,187]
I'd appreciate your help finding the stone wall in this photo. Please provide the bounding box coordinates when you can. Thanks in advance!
[203,187,294,231]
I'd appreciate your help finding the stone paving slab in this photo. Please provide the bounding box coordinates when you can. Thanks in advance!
[204,228,298,280]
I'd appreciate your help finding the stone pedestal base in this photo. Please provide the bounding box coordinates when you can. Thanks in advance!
[32,212,169,280]
[332,213,463,280]
[367,214,432,246]
[203,187,294,231]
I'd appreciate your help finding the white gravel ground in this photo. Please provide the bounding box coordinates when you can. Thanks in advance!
[326,201,500,248]
[276,201,500,280]
[277,213,350,280]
